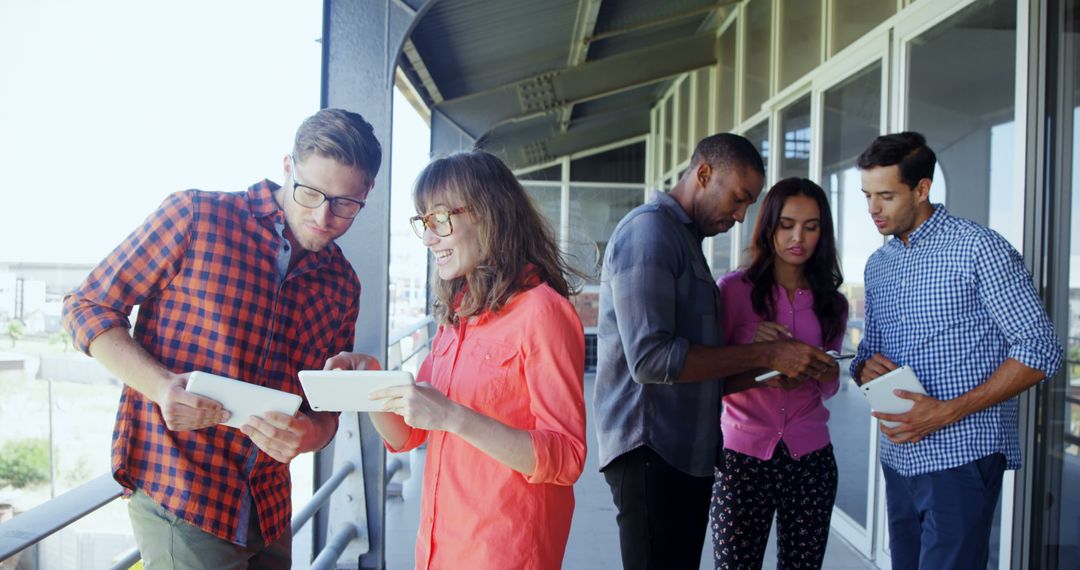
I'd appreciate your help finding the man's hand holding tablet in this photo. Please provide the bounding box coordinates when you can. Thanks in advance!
[858,353,952,444]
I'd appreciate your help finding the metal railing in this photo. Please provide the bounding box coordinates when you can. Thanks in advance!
[0,314,436,570]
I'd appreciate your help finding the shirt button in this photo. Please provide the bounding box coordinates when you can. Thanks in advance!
[777,431,783,436]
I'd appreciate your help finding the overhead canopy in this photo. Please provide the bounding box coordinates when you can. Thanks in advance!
[399,0,737,169]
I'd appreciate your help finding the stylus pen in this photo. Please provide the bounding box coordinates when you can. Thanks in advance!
[754,350,855,382]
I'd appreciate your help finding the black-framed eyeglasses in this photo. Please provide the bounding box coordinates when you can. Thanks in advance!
[290,155,366,219]
[409,207,469,238]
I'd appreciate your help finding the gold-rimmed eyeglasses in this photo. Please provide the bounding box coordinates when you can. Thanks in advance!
[409,207,469,238]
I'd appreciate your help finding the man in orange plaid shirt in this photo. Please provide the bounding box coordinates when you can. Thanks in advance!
[62,108,380,569]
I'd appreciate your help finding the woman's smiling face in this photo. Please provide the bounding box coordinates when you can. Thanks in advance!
[419,193,483,281]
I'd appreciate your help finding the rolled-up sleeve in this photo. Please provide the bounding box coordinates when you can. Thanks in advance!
[385,351,433,453]
[975,233,1063,379]
[523,301,586,486]
[63,191,194,354]
[607,214,689,385]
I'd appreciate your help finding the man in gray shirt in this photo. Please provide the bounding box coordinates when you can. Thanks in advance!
[594,133,836,570]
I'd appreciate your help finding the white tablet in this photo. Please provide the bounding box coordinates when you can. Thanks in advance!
[298,370,416,412]
[859,365,928,428]
[186,371,303,429]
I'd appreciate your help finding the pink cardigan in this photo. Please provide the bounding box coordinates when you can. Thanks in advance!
[717,270,846,460]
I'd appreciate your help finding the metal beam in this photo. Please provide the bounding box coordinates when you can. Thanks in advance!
[483,107,650,169]
[401,38,443,104]
[584,1,736,45]
[560,0,604,132]
[481,88,658,151]
[434,31,718,137]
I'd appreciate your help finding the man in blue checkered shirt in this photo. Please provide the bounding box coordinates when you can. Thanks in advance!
[851,132,1062,570]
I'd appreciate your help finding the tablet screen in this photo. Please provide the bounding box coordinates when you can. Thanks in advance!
[299,370,415,412]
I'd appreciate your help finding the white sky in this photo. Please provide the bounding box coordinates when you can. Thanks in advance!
[0,0,430,268]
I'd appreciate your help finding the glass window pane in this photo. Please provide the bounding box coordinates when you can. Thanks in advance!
[717,23,737,132]
[831,0,896,56]
[570,142,645,184]
[739,120,770,265]
[780,94,811,180]
[677,77,692,166]
[821,62,882,530]
[907,0,1019,248]
[518,164,562,181]
[652,110,662,185]
[663,97,674,177]
[779,0,821,89]
[710,233,733,280]
[523,183,562,239]
[743,0,772,122]
[693,68,712,145]
[569,186,645,284]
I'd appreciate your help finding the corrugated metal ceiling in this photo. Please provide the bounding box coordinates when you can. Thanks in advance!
[400,0,736,168]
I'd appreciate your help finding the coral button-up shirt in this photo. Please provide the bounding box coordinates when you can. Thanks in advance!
[393,282,586,570]
[717,271,845,460]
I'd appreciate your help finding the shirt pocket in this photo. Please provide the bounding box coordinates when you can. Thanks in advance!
[287,299,347,373]
[466,340,521,407]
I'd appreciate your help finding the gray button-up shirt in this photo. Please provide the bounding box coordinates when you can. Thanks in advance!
[594,191,725,477]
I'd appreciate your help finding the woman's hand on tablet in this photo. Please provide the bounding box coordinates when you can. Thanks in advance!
[373,383,463,433]
[323,351,382,372]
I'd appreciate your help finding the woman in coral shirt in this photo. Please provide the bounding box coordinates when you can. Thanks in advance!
[711,178,848,569]
[331,151,586,569]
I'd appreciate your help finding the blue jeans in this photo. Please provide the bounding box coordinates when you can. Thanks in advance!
[882,453,1005,570]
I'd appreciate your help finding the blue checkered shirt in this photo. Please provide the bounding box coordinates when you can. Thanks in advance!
[852,205,1061,477]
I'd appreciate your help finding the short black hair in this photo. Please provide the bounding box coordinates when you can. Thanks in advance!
[691,133,765,177]
[856,131,936,188]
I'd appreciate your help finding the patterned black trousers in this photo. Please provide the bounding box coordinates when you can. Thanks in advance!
[711,442,838,570]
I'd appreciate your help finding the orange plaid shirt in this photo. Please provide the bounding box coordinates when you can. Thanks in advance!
[393,281,586,569]
[63,181,360,545]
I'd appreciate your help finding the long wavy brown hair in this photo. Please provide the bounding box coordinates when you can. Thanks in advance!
[413,151,581,325]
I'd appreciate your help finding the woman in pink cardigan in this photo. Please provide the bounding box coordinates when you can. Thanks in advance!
[711,178,848,570]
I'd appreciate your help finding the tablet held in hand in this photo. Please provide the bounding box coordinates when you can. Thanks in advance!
[299,370,416,412]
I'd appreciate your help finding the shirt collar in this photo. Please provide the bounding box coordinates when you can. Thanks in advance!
[247,179,283,219]
[652,190,702,236]
[248,178,337,269]
[452,263,544,326]
[891,203,947,248]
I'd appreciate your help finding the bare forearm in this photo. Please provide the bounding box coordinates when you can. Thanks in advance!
[723,370,767,395]
[88,327,175,403]
[303,411,340,453]
[679,343,771,383]
[369,411,414,451]
[946,358,1045,421]
[447,407,537,476]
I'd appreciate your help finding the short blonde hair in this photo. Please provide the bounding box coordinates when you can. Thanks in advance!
[293,108,382,178]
